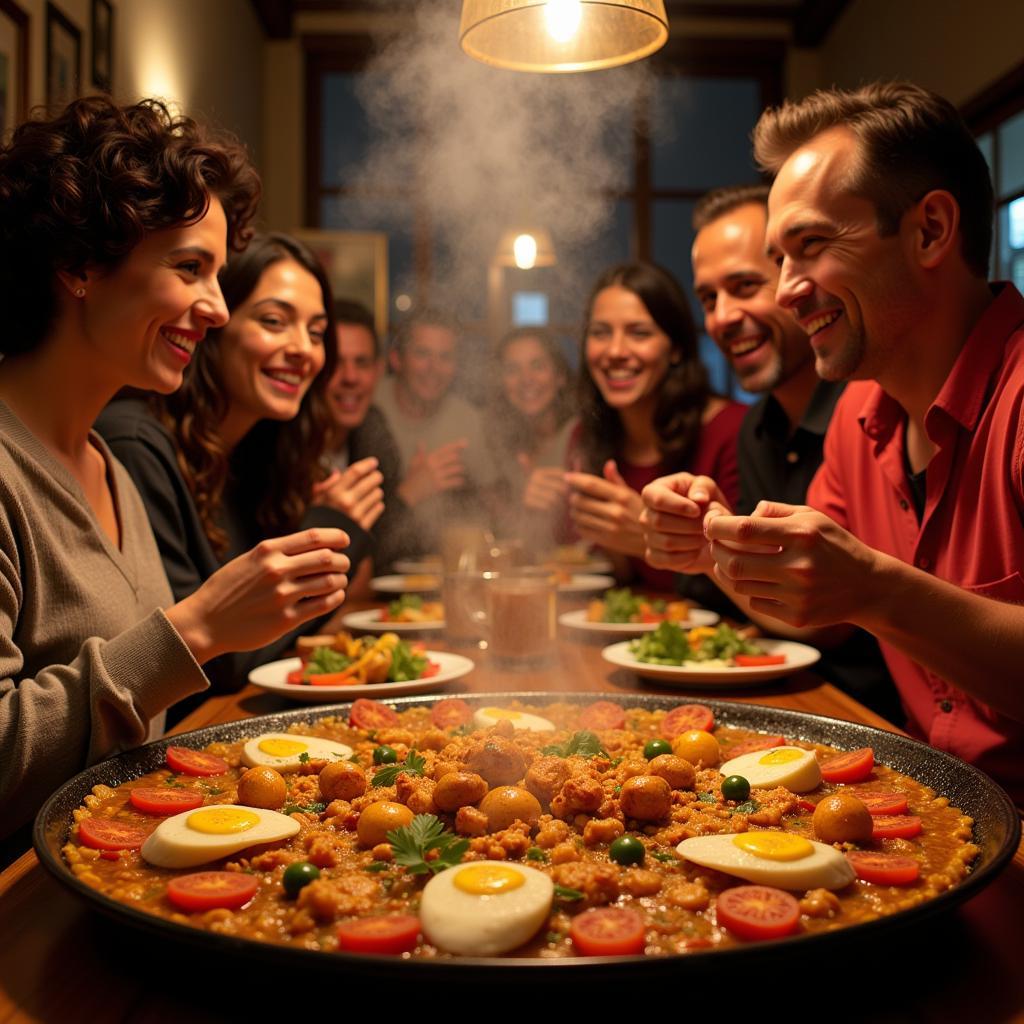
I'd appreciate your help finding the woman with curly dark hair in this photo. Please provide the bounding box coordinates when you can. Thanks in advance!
[97,234,373,707]
[0,97,351,840]
[565,262,746,587]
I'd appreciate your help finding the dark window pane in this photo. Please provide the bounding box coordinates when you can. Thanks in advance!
[997,109,1024,198]
[977,131,994,178]
[999,196,1024,287]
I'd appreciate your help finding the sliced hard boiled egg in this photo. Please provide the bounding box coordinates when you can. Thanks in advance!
[241,733,353,772]
[677,832,855,890]
[472,707,555,732]
[141,804,299,868]
[718,746,821,793]
[420,860,554,955]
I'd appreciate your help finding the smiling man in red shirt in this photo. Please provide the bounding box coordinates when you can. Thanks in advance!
[642,82,1024,802]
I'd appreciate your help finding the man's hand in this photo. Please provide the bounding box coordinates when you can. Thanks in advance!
[565,460,646,557]
[397,439,468,506]
[519,454,568,513]
[640,472,731,574]
[314,457,385,531]
[705,501,885,628]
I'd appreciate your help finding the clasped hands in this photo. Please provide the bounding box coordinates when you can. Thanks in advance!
[640,472,882,628]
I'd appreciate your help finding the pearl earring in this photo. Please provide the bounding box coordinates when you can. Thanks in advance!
[74,287,86,298]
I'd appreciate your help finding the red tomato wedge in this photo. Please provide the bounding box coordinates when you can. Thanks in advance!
[846,851,921,885]
[337,914,421,954]
[820,747,875,784]
[420,661,441,679]
[129,787,204,815]
[661,704,715,737]
[77,818,148,851]
[165,746,229,777]
[349,698,399,730]
[579,700,627,731]
[855,791,910,816]
[726,734,787,758]
[166,872,259,912]
[871,815,923,840]
[570,907,646,957]
[733,654,787,667]
[715,885,801,941]
[430,698,473,730]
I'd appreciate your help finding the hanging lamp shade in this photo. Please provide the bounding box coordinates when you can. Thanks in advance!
[459,0,668,73]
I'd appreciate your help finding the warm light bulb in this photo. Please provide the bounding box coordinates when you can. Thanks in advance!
[513,233,538,269]
[544,0,582,43]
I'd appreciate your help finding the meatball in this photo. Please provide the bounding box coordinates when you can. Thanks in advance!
[356,801,414,847]
[812,792,873,844]
[236,767,286,809]
[318,761,367,803]
[524,756,571,807]
[619,775,672,822]
[648,754,696,791]
[464,736,528,787]
[434,771,488,812]
[479,786,543,832]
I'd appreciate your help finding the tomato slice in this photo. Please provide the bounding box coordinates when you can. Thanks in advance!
[661,704,715,737]
[846,851,921,885]
[77,818,148,851]
[733,654,787,666]
[336,914,421,954]
[715,885,801,941]
[165,746,229,777]
[579,700,627,731]
[420,660,441,679]
[820,747,875,784]
[166,872,259,912]
[725,734,787,758]
[349,698,399,730]
[129,787,204,815]
[855,791,909,816]
[430,698,473,730]
[307,672,362,687]
[569,907,646,956]
[871,815,923,840]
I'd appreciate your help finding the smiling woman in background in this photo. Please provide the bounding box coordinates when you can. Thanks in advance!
[567,262,746,588]
[98,234,372,712]
[0,98,352,841]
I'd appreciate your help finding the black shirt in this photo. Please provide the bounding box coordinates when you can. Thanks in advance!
[736,382,904,725]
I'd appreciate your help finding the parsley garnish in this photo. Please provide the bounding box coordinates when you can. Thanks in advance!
[733,799,760,815]
[364,862,391,873]
[388,813,468,875]
[541,731,609,760]
[372,749,427,787]
[526,847,549,862]
[298,752,310,764]
[697,791,717,804]
[553,884,584,902]
[282,801,326,816]
[652,851,676,862]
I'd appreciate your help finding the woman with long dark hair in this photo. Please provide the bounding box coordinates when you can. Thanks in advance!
[0,98,350,838]
[98,234,373,705]
[566,262,746,587]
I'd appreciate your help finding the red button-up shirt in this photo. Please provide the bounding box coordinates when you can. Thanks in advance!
[807,283,1024,803]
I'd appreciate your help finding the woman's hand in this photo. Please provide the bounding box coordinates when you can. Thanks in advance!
[314,457,384,531]
[397,440,467,506]
[564,460,646,557]
[166,527,351,663]
[518,454,568,513]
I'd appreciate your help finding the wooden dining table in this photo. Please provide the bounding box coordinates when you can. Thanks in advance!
[1,606,1022,1021]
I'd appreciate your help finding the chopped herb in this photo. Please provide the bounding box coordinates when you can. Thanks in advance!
[282,801,326,816]
[304,645,354,677]
[610,757,623,768]
[541,731,609,760]
[526,847,549,863]
[553,884,585,902]
[372,749,427,788]
[366,730,377,742]
[733,799,760,815]
[697,791,717,804]
[364,862,391,873]
[388,813,468,875]
[201,785,223,795]
[546,931,565,944]
[298,752,310,764]
[652,851,676,862]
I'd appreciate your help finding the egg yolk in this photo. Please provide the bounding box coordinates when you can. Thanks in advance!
[454,864,525,895]
[733,833,813,861]
[759,749,805,766]
[482,709,522,721]
[187,808,261,835]
[258,738,308,757]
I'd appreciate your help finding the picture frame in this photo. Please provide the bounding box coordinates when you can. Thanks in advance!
[90,0,112,92]
[0,0,28,137]
[46,2,80,111]
[290,229,390,339]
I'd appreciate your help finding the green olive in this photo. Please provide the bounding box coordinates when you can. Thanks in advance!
[643,739,672,760]
[373,745,398,765]
[721,775,751,802]
[609,835,646,866]
[282,861,321,897]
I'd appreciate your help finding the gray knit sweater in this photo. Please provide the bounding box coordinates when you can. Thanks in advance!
[0,401,208,837]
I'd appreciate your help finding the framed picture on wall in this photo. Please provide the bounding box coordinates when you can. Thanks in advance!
[0,0,28,136]
[291,229,390,339]
[90,0,112,92]
[46,2,80,110]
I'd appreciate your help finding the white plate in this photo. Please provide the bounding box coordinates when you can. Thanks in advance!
[559,606,720,635]
[247,652,474,703]
[342,607,445,633]
[601,638,821,686]
[558,573,616,594]
[371,574,441,594]
[393,558,442,574]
